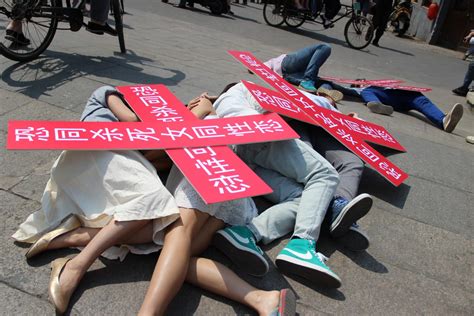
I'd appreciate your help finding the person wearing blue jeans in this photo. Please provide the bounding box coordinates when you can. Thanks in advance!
[264,43,332,92]
[210,82,344,288]
[453,62,474,97]
[358,86,464,133]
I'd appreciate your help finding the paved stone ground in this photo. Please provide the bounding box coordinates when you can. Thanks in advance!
[0,2,473,315]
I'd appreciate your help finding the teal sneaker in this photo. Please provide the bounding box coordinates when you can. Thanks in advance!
[213,226,269,276]
[298,80,317,92]
[275,239,341,288]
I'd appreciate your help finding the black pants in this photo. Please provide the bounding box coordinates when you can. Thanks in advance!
[372,0,393,43]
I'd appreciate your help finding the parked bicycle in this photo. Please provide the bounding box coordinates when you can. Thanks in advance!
[0,0,125,62]
[263,0,374,49]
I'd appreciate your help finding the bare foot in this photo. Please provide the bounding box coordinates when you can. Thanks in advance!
[256,290,280,316]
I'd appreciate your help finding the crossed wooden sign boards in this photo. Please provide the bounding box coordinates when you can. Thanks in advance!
[7,51,409,204]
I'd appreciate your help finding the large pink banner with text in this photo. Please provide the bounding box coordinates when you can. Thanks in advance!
[229,51,408,186]
[321,76,432,92]
[117,84,275,204]
[7,113,297,150]
[242,80,406,152]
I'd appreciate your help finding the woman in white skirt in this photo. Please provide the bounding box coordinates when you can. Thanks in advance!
[14,86,296,315]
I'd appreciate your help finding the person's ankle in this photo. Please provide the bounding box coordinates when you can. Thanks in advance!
[252,290,279,315]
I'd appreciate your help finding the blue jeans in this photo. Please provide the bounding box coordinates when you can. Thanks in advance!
[360,87,446,129]
[236,139,339,244]
[461,62,474,90]
[281,44,331,85]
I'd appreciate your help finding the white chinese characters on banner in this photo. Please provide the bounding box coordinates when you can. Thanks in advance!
[184,147,250,195]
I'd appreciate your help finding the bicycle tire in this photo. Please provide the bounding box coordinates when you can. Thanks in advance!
[284,11,306,28]
[344,15,373,50]
[111,0,126,53]
[0,0,60,62]
[263,2,285,27]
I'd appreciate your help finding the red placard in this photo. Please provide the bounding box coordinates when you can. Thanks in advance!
[117,84,274,203]
[320,76,431,92]
[242,80,405,152]
[229,51,408,186]
[7,113,298,150]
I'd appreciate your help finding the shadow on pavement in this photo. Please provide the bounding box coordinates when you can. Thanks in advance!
[1,50,185,100]
[358,167,411,209]
[375,44,414,56]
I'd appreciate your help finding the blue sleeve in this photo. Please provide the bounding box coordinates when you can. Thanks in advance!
[80,86,124,122]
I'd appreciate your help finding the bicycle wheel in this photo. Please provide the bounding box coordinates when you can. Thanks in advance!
[0,0,60,62]
[284,11,305,28]
[111,0,125,53]
[344,15,373,50]
[263,2,285,27]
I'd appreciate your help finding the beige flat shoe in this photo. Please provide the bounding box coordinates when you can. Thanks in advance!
[26,215,80,259]
[317,87,344,103]
[49,257,73,315]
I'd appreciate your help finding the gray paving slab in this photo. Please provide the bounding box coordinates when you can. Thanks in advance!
[0,283,52,315]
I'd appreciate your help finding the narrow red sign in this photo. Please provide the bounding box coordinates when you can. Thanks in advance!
[242,80,406,152]
[7,113,297,150]
[117,84,275,204]
[229,51,408,186]
[320,76,431,92]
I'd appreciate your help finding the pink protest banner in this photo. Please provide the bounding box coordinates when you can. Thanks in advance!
[321,76,404,86]
[117,84,274,204]
[242,80,406,152]
[378,84,432,93]
[320,76,431,92]
[7,113,297,150]
[229,51,408,186]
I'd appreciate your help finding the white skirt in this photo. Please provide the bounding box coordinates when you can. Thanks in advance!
[12,150,180,260]
[166,166,257,226]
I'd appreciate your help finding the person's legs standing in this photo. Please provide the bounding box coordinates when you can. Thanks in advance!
[453,62,474,96]
[87,0,117,36]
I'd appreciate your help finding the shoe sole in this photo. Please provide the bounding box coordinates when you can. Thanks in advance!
[213,231,269,276]
[367,102,393,115]
[275,254,341,288]
[444,103,463,133]
[317,87,343,102]
[278,288,297,316]
[335,227,370,251]
[86,28,104,35]
[330,194,372,237]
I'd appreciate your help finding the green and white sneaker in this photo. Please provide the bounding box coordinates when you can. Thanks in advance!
[275,239,341,288]
[213,226,269,276]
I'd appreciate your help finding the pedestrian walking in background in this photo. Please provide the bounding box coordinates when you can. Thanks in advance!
[371,0,393,46]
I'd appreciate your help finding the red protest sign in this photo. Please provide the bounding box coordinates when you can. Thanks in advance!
[229,51,408,186]
[7,113,297,150]
[117,84,275,204]
[242,80,406,152]
[320,76,432,92]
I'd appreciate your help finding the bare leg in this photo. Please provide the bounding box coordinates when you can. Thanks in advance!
[187,217,280,315]
[6,20,22,32]
[56,219,149,305]
[47,222,155,250]
[187,258,279,316]
[138,208,210,316]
